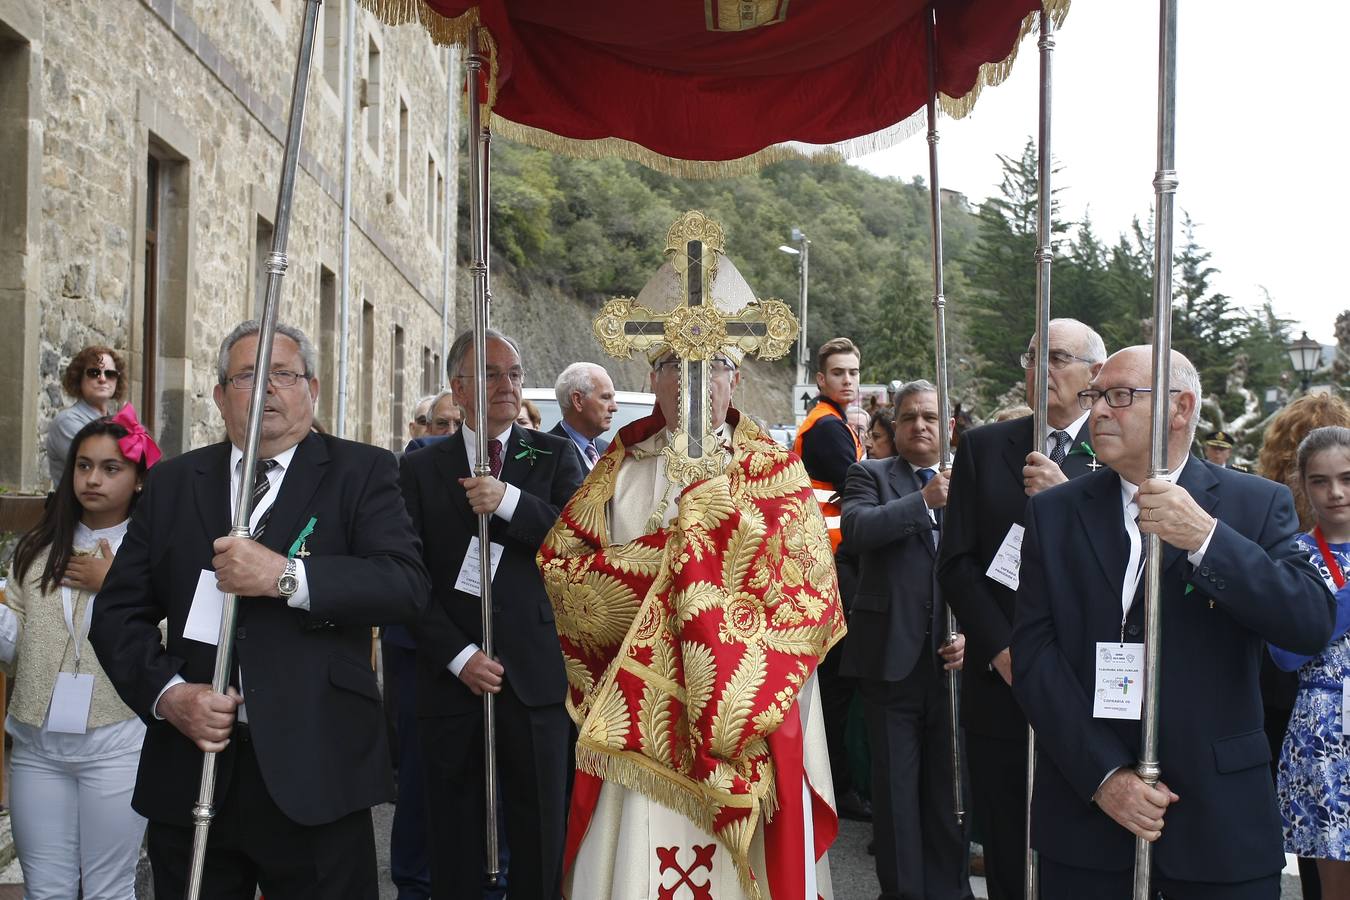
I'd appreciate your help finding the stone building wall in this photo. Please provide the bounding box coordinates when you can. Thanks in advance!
[0,0,459,490]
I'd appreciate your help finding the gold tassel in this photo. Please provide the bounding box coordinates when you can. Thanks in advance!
[940,0,1073,121]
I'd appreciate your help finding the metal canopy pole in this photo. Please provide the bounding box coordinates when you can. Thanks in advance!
[1026,7,1056,898]
[1134,0,1179,895]
[923,5,966,831]
[185,2,322,897]
[465,27,501,887]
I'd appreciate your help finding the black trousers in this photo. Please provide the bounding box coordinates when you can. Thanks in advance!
[147,728,378,900]
[1040,858,1280,900]
[861,660,974,900]
[419,682,570,900]
[818,640,858,796]
[966,730,1030,900]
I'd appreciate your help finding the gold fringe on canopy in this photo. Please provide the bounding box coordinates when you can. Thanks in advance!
[940,0,1072,120]
[355,0,1071,175]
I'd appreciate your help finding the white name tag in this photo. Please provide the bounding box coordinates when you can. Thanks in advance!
[454,537,505,595]
[47,672,95,734]
[1343,678,1349,738]
[985,524,1025,590]
[1093,642,1145,720]
[183,569,226,645]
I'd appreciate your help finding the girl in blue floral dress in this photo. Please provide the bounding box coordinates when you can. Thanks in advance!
[1271,426,1350,896]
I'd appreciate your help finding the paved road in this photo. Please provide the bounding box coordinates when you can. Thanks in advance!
[0,805,1306,898]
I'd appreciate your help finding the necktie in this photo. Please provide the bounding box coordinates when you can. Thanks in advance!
[585,443,600,465]
[1049,430,1071,465]
[488,439,503,478]
[250,459,278,538]
[916,467,940,546]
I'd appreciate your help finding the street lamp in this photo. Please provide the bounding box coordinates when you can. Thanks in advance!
[1287,330,1323,393]
[778,228,809,385]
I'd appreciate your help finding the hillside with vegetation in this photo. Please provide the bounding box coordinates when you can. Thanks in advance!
[468,137,1299,439]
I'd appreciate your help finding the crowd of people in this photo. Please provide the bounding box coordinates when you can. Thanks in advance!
[0,317,1346,900]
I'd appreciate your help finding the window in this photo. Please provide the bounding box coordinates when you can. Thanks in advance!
[0,21,40,486]
[318,265,338,427]
[390,325,405,450]
[426,153,445,245]
[397,97,409,198]
[360,300,375,444]
[364,35,382,153]
[141,138,192,453]
[254,214,275,317]
[422,346,434,395]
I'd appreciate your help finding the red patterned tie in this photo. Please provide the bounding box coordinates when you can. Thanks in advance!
[489,438,503,478]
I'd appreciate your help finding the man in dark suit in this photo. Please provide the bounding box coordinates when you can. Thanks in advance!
[842,380,972,900]
[549,361,617,470]
[936,318,1106,899]
[89,320,430,899]
[1012,346,1335,899]
[399,328,584,900]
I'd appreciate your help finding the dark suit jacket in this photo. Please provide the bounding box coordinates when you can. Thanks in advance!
[1011,459,1334,882]
[839,457,945,681]
[398,425,583,716]
[89,432,430,827]
[936,415,1095,737]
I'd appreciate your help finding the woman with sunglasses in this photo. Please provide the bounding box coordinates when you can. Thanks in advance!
[2,409,161,899]
[45,346,126,483]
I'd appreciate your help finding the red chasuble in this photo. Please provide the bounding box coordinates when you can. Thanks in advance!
[538,409,846,896]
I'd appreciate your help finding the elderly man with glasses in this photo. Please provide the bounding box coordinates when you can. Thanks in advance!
[90,319,430,898]
[1010,346,1334,899]
[937,317,1108,900]
[397,327,583,900]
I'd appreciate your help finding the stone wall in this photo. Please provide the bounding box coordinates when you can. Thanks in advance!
[0,0,459,490]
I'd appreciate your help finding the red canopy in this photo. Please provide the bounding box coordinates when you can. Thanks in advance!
[369,0,1052,168]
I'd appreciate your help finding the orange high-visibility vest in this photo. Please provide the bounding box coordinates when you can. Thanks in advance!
[793,400,862,551]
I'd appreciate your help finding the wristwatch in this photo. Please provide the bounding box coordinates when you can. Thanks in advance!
[277,558,299,598]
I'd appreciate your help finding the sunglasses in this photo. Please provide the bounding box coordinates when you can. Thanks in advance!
[85,367,120,380]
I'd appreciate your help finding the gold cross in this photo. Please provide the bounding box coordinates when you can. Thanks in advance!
[593,211,797,485]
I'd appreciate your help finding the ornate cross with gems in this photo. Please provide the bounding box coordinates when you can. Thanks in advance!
[594,211,797,485]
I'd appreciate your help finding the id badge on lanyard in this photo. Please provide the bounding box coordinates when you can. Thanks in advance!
[47,587,95,734]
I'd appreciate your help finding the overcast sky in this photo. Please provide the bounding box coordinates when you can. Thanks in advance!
[852,1,1350,347]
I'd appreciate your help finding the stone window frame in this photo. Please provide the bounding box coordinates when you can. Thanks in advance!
[131,90,198,459]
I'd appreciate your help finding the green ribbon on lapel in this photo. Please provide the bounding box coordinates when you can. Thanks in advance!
[287,516,318,559]
[513,440,553,465]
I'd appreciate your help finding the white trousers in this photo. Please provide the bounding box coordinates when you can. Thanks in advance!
[8,741,146,900]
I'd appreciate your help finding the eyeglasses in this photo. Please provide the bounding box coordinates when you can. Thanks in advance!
[1077,387,1182,410]
[85,367,120,380]
[225,370,306,390]
[414,415,430,426]
[454,369,524,386]
[1019,349,1094,371]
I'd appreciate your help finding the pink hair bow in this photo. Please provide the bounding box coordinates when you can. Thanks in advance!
[111,404,162,468]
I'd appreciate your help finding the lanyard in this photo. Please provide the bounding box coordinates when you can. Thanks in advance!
[60,585,94,668]
[1314,526,1346,589]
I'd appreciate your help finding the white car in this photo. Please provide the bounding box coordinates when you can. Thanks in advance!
[522,387,655,443]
